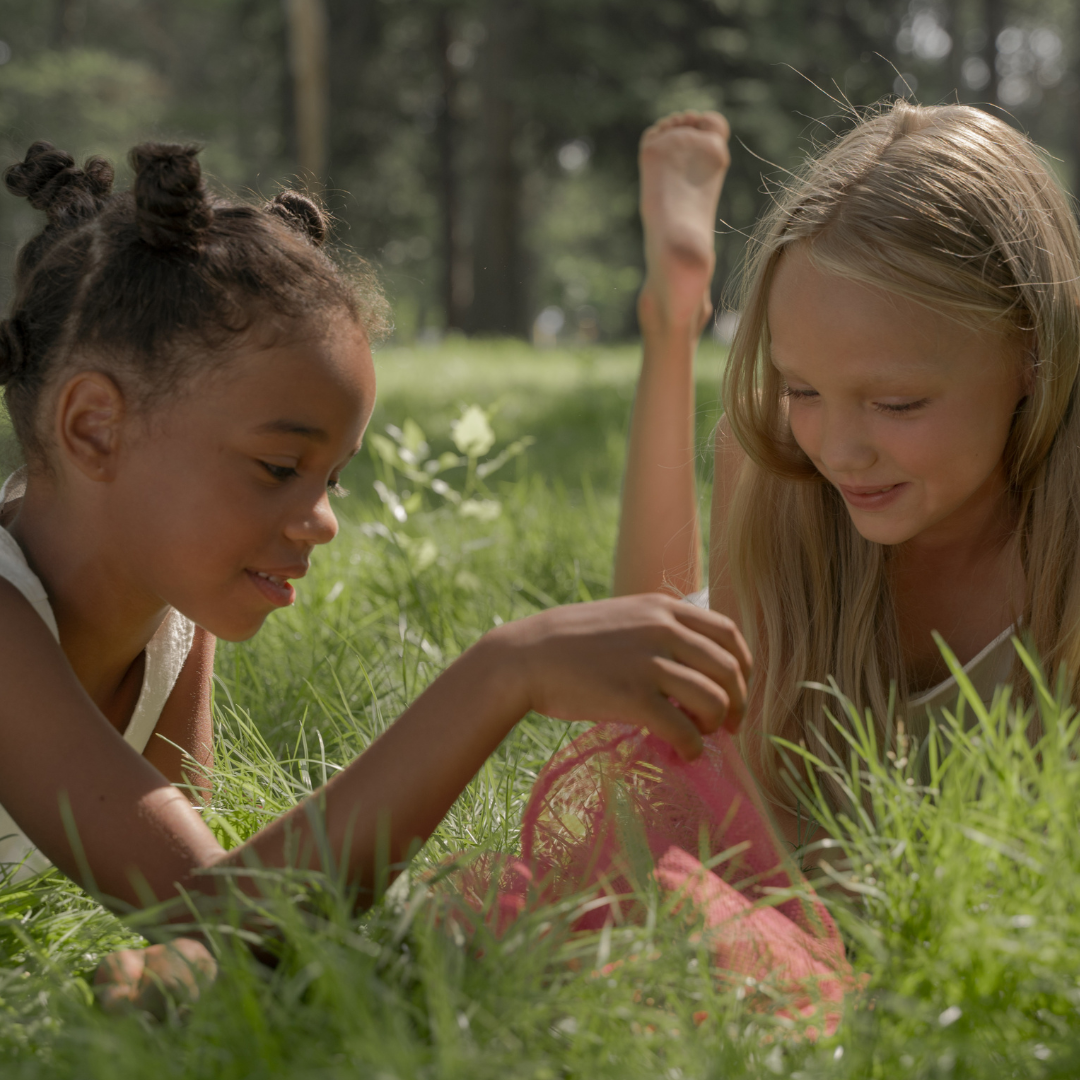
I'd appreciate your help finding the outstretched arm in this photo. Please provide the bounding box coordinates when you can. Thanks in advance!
[0,581,750,915]
[613,111,730,597]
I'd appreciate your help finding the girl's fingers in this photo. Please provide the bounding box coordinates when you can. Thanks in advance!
[94,948,147,1014]
[641,694,706,761]
[670,604,753,679]
[94,941,217,1016]
[94,948,145,990]
[654,657,733,735]
[665,630,748,719]
[144,939,217,994]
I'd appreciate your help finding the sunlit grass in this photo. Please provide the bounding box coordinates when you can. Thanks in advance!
[1,342,1079,1077]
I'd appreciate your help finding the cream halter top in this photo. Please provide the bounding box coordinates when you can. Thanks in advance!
[0,469,195,878]
[685,588,1016,734]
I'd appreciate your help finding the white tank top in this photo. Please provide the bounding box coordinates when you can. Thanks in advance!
[0,469,195,877]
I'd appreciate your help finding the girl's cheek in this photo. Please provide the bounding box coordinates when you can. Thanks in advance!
[787,410,820,463]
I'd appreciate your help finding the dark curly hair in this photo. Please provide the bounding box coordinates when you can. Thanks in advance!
[0,140,390,463]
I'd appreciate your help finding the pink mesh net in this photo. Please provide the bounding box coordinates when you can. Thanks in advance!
[455,723,853,1035]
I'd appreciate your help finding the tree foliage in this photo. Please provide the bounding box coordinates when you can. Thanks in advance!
[0,0,1077,340]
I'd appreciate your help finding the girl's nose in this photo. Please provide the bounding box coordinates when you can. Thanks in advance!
[285,492,339,546]
[818,409,877,475]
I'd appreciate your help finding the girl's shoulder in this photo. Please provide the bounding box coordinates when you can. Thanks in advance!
[0,469,195,753]
[0,516,59,642]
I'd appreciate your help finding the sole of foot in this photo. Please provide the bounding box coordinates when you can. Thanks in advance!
[638,111,731,330]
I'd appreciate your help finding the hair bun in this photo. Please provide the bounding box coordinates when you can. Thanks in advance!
[266,190,329,247]
[0,318,28,385]
[130,142,212,251]
[4,141,114,227]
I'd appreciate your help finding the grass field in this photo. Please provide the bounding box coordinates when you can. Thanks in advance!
[1,341,1079,1078]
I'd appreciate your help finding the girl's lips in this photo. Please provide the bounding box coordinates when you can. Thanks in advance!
[246,569,296,607]
[837,482,909,511]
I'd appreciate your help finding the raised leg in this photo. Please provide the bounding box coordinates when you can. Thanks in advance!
[614,111,732,599]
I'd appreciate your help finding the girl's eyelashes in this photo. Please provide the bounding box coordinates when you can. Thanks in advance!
[260,461,299,481]
[873,398,930,415]
[260,461,349,496]
[780,386,930,415]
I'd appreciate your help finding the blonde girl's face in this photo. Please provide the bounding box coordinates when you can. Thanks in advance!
[106,314,376,641]
[767,247,1029,548]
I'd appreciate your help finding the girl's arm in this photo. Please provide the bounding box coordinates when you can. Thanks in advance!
[0,580,750,913]
[142,627,215,803]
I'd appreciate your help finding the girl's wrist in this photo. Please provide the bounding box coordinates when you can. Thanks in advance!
[464,622,536,725]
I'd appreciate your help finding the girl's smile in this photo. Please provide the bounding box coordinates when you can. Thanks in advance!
[768,246,1029,549]
[246,568,302,608]
[836,482,910,512]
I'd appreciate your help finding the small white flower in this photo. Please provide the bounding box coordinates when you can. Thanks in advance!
[939,1005,962,1027]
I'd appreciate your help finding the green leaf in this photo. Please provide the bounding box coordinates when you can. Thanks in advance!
[400,418,429,463]
[368,432,402,468]
[451,405,496,458]
[459,498,501,522]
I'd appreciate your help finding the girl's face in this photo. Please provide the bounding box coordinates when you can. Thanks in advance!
[105,314,376,641]
[768,247,1029,548]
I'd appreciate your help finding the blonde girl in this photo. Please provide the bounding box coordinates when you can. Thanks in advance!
[0,140,752,1002]
[617,100,1079,849]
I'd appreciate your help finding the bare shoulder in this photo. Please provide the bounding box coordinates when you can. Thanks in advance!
[709,414,747,625]
[0,575,74,690]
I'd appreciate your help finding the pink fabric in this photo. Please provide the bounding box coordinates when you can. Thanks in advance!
[457,724,852,1034]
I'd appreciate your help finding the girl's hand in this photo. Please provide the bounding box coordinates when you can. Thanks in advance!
[94,938,217,1018]
[492,594,752,760]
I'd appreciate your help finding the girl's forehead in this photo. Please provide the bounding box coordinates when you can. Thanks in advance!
[768,251,1019,382]
[181,322,375,435]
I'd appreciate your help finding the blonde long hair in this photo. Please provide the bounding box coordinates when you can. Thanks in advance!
[721,100,1080,808]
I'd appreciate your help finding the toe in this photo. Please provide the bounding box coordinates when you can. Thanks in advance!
[697,111,731,139]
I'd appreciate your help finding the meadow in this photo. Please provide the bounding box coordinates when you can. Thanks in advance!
[0,340,1078,1078]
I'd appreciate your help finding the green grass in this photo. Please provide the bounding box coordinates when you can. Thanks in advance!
[1,341,1080,1077]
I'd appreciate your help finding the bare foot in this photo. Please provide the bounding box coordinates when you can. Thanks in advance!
[94,938,218,1019]
[638,110,731,335]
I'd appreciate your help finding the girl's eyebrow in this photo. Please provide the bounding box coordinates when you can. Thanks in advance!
[254,419,329,441]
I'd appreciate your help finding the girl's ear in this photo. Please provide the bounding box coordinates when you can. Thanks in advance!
[55,371,127,481]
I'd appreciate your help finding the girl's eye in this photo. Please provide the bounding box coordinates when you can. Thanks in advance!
[261,461,299,481]
[873,399,930,415]
[261,461,349,496]
[781,385,818,401]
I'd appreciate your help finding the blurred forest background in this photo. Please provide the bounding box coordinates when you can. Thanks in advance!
[0,0,1077,343]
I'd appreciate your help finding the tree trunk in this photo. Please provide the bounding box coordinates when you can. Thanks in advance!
[436,11,468,331]
[941,0,962,102]
[982,0,1005,106]
[53,0,83,48]
[284,0,330,185]
[466,0,525,336]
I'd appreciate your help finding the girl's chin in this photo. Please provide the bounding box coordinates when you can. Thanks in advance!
[195,608,275,643]
[845,510,924,547]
